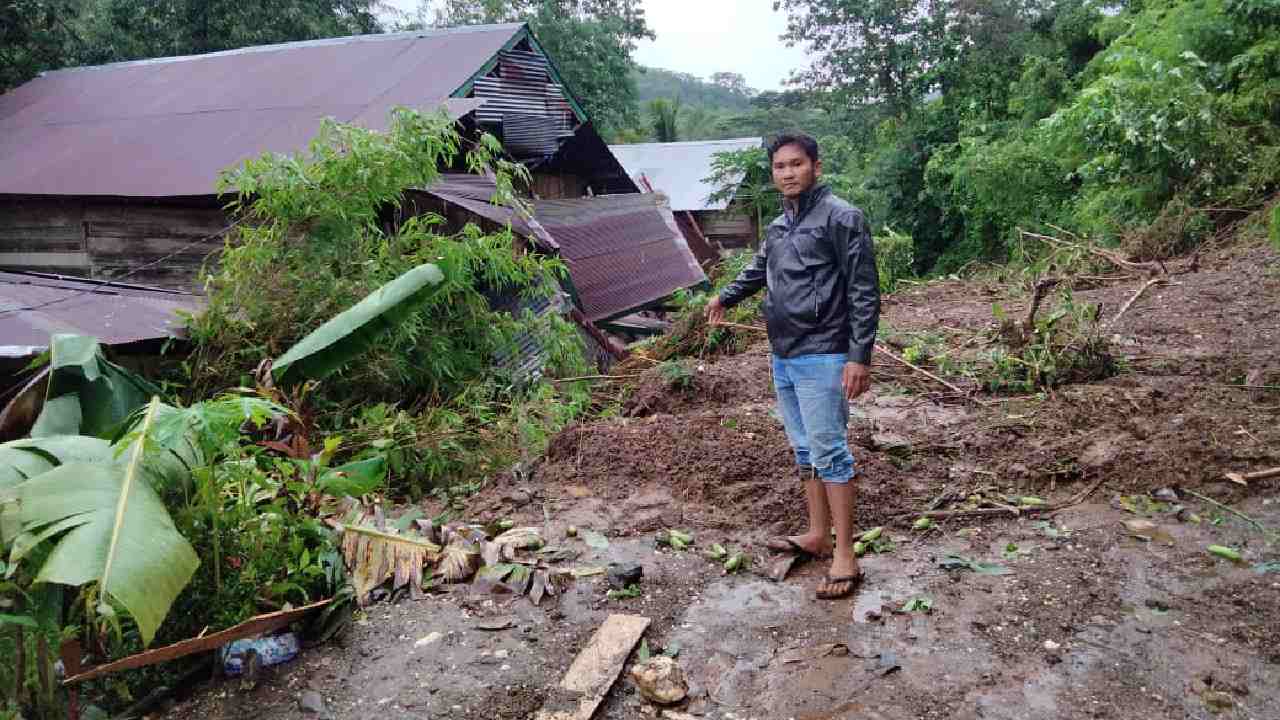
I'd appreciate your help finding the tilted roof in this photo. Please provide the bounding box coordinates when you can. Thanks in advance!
[0,25,526,198]
[607,137,762,212]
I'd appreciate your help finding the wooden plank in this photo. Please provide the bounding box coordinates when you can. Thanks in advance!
[0,251,91,269]
[533,613,649,720]
[63,599,330,685]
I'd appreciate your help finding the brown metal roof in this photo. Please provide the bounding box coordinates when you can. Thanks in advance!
[0,271,197,357]
[0,25,524,198]
[532,194,707,322]
[415,174,559,250]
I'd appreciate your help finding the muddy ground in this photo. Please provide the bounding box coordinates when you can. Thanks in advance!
[164,245,1280,720]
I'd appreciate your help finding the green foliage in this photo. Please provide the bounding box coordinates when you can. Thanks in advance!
[30,335,159,440]
[982,287,1114,392]
[191,109,574,403]
[657,360,695,390]
[873,228,916,292]
[648,97,681,142]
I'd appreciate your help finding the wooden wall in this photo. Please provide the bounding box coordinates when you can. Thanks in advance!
[0,197,228,290]
[695,202,758,249]
[530,171,586,200]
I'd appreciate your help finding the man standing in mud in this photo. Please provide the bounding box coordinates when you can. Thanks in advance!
[706,132,880,599]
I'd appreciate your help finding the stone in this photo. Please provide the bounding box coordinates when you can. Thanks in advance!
[608,562,644,589]
[630,656,688,705]
[299,690,328,717]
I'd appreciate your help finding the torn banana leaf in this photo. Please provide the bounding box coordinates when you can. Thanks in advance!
[340,522,441,604]
[438,542,481,582]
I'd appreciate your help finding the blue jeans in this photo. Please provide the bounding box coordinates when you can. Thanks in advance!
[771,353,855,484]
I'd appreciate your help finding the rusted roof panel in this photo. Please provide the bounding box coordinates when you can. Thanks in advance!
[533,194,707,322]
[0,271,197,357]
[608,137,762,211]
[0,25,523,197]
[416,174,559,250]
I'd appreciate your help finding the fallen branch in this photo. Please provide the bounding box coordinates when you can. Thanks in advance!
[711,321,766,333]
[1184,489,1280,540]
[1023,277,1061,335]
[553,373,642,384]
[1222,467,1280,486]
[1109,278,1169,326]
[874,343,968,395]
[903,476,1105,520]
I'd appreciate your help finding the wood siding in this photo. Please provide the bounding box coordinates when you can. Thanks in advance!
[694,202,758,249]
[0,198,227,290]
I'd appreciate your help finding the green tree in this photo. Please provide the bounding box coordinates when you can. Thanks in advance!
[0,0,83,92]
[648,97,680,142]
[429,0,654,133]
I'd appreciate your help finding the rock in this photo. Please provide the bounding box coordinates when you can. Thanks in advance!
[299,690,328,717]
[630,656,688,705]
[414,631,443,647]
[1043,640,1061,651]
[607,562,644,589]
[872,432,911,453]
[1151,487,1179,503]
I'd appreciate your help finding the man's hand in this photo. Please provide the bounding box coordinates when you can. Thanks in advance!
[842,362,870,401]
[705,296,726,326]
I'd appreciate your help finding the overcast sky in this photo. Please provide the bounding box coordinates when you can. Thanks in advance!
[382,1,809,91]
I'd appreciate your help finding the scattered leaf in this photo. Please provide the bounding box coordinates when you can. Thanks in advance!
[571,566,605,577]
[1251,561,1280,574]
[901,596,933,613]
[859,527,883,543]
[474,616,515,631]
[637,639,651,663]
[723,552,746,573]
[607,583,642,600]
[1207,545,1243,563]
[580,529,609,550]
[939,555,1011,575]
[912,517,934,531]
[663,641,681,658]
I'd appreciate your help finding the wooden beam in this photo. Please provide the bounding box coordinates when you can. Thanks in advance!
[533,613,650,720]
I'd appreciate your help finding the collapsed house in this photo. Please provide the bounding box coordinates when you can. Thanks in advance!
[0,23,705,373]
[608,137,763,266]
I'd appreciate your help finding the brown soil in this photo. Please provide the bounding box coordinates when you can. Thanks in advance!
[163,244,1280,720]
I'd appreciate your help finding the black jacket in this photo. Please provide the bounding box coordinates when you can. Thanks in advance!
[718,184,880,364]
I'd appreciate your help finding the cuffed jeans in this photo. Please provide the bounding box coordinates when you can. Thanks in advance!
[771,353,856,483]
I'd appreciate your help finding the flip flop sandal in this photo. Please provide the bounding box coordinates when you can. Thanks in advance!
[815,573,863,600]
[765,537,831,559]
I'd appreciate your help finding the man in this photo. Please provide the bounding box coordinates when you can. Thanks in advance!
[706,132,880,600]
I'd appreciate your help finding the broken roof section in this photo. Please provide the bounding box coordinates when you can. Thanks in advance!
[608,138,762,212]
[0,23,604,197]
[416,175,705,324]
[0,271,197,358]
[532,194,706,322]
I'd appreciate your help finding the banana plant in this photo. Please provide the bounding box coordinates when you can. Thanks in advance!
[1,398,198,646]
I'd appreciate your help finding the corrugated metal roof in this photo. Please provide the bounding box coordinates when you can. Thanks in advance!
[533,194,707,322]
[607,137,762,212]
[0,271,197,357]
[416,174,559,250]
[0,25,524,198]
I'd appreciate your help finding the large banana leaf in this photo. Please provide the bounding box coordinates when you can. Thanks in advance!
[30,335,159,439]
[3,398,198,646]
[0,435,114,490]
[271,263,445,387]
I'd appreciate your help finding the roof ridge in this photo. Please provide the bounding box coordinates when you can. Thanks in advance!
[609,137,762,149]
[40,23,526,77]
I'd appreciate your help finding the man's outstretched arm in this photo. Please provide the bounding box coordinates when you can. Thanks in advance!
[706,240,769,324]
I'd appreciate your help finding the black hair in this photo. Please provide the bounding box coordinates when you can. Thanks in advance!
[767,132,819,163]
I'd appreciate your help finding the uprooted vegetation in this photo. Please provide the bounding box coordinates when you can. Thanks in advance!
[0,111,601,718]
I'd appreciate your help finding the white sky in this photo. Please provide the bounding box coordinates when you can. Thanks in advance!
[381,0,809,91]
